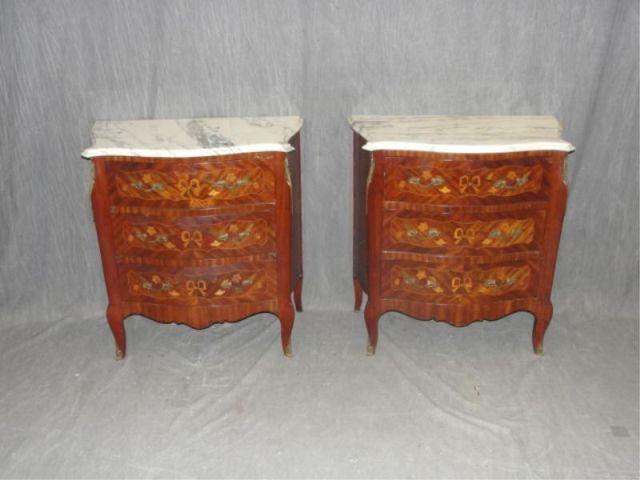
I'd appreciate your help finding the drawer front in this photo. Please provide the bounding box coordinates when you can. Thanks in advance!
[382,260,538,304]
[112,211,276,261]
[106,158,275,208]
[120,262,277,306]
[384,161,545,204]
[383,210,545,256]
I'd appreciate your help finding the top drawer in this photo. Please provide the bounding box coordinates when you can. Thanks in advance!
[383,156,549,206]
[105,157,276,209]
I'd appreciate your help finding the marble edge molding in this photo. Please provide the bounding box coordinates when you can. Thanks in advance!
[81,143,295,159]
[81,115,303,159]
[360,141,575,154]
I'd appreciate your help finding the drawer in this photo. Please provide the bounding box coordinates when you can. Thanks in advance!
[381,260,538,304]
[112,210,276,261]
[384,158,546,205]
[119,261,277,307]
[382,209,546,256]
[106,158,275,209]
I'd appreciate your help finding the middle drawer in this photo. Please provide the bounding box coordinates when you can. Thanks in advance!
[382,209,546,257]
[112,210,276,262]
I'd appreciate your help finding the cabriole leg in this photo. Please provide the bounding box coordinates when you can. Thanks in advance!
[107,304,126,360]
[279,303,295,357]
[533,302,553,355]
[364,303,380,355]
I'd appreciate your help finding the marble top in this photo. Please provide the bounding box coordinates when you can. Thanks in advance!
[349,115,575,154]
[82,116,303,159]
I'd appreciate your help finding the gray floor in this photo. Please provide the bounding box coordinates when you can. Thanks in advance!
[0,309,638,478]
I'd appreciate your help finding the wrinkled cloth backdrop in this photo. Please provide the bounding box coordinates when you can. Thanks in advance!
[0,0,638,477]
[0,0,637,323]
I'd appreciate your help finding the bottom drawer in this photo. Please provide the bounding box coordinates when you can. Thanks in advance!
[382,260,538,304]
[119,261,277,307]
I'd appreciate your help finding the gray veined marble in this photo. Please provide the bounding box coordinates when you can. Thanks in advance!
[82,116,303,159]
[349,115,575,154]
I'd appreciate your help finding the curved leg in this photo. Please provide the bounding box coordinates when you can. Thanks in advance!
[354,277,363,312]
[364,302,380,355]
[533,302,553,355]
[293,276,303,312]
[278,302,295,357]
[107,304,126,360]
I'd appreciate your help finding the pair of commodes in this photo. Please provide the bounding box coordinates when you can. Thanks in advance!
[83,115,574,358]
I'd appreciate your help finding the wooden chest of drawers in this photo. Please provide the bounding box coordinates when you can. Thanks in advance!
[84,117,303,358]
[350,115,574,354]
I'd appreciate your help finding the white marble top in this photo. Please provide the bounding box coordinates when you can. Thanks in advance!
[82,116,303,159]
[349,115,574,154]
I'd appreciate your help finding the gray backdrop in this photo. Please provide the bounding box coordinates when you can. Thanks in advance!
[0,1,638,478]
[0,0,638,325]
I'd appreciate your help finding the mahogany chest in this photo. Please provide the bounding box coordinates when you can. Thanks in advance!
[83,117,303,358]
[350,115,574,354]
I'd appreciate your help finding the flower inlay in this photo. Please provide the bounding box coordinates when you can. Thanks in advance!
[390,217,535,249]
[387,164,543,199]
[114,165,274,207]
[126,269,267,305]
[390,264,532,299]
[121,218,272,255]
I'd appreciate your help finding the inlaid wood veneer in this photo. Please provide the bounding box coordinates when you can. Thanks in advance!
[84,116,303,359]
[351,115,574,354]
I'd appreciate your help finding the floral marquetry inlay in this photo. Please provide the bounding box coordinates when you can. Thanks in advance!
[121,218,273,256]
[127,225,177,250]
[126,269,270,306]
[389,217,535,249]
[114,165,274,207]
[209,220,269,249]
[388,164,544,199]
[390,264,532,300]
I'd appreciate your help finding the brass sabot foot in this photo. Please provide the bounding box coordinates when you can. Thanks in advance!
[366,343,376,356]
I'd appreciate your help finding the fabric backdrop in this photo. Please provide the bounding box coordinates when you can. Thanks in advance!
[0,0,637,328]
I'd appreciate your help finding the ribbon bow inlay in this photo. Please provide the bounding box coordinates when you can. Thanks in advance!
[186,280,207,296]
[453,227,476,245]
[178,177,201,197]
[181,230,203,247]
[451,276,473,293]
[458,175,481,193]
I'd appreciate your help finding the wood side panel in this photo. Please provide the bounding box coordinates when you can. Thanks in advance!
[92,158,122,305]
[353,132,370,294]
[288,132,304,310]
[274,151,295,354]
[363,151,386,351]
[536,152,568,298]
